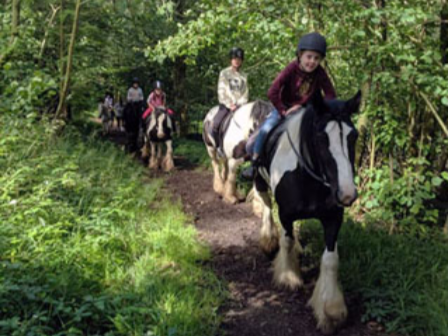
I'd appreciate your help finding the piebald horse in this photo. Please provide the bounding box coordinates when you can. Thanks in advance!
[203,100,273,204]
[142,107,175,172]
[254,91,361,334]
[98,103,114,134]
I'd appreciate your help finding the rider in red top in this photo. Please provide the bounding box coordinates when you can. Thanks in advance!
[142,81,174,119]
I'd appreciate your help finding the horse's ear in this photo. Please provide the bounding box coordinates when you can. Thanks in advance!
[346,90,362,115]
[311,90,326,115]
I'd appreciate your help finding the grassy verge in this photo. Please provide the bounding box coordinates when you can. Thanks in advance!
[300,220,448,336]
[0,118,223,336]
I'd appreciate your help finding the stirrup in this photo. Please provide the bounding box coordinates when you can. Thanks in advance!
[241,158,259,181]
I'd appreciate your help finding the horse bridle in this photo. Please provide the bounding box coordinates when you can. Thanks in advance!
[286,127,331,188]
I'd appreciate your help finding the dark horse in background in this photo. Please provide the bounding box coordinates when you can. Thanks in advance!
[141,107,175,171]
[123,101,145,152]
[253,91,361,334]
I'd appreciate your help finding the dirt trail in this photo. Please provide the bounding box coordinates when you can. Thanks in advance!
[164,158,387,336]
[105,130,386,336]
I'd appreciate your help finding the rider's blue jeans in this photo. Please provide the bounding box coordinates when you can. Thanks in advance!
[253,109,281,156]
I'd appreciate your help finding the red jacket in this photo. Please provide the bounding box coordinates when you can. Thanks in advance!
[267,60,336,116]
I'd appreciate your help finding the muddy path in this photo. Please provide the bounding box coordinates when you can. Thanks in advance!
[164,162,388,336]
[106,130,386,336]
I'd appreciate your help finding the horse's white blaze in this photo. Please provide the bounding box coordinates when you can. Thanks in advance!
[325,121,356,202]
[148,116,157,134]
[269,111,304,194]
[309,247,347,333]
[157,113,166,138]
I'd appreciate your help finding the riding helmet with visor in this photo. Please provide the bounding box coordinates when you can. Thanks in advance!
[297,32,327,57]
[154,80,163,90]
[229,47,244,60]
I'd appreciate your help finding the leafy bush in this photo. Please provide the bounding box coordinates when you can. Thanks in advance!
[0,117,223,336]
[301,219,448,336]
[358,158,447,235]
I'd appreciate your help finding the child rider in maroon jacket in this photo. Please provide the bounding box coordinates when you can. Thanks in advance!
[242,32,336,180]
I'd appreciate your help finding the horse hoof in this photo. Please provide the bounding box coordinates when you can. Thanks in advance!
[260,236,279,259]
[213,185,224,195]
[236,191,246,202]
[309,288,347,335]
[273,270,303,290]
[224,196,239,205]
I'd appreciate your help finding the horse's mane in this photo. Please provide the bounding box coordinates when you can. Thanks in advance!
[251,100,274,124]
[298,106,320,174]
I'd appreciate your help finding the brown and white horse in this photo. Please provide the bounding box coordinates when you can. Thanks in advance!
[203,100,272,204]
[142,107,175,172]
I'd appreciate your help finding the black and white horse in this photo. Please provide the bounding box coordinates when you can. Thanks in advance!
[254,91,361,334]
[203,100,272,204]
[142,107,175,171]
[98,102,114,134]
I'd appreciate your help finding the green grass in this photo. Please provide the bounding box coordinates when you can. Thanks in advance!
[300,219,448,336]
[0,117,223,336]
[173,138,211,169]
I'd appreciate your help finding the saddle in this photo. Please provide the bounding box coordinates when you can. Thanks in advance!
[216,111,234,150]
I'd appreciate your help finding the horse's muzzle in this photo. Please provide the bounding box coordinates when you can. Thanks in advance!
[337,189,358,207]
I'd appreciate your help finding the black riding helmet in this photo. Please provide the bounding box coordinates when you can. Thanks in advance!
[132,77,140,84]
[154,80,163,90]
[297,32,327,57]
[229,47,244,60]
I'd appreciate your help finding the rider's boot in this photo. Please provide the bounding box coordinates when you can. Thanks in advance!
[241,155,260,180]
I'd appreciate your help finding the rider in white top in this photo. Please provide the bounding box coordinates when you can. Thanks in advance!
[127,78,144,103]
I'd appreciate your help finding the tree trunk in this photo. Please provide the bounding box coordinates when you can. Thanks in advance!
[55,0,82,120]
[173,0,188,136]
[444,213,448,235]
[39,5,60,65]
[441,1,448,64]
[11,0,21,43]
[59,0,65,92]
[173,57,188,135]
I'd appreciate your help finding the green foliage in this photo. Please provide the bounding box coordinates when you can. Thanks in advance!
[0,117,223,335]
[174,138,211,169]
[301,220,448,336]
[359,159,442,234]
[149,0,448,233]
